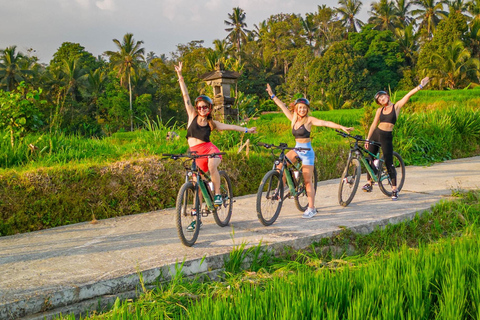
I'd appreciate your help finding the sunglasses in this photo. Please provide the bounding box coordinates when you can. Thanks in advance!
[197,105,210,110]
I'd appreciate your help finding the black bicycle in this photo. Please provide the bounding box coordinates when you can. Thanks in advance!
[336,130,405,206]
[163,151,233,246]
[256,142,318,226]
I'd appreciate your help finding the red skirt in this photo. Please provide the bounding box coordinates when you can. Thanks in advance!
[189,142,222,173]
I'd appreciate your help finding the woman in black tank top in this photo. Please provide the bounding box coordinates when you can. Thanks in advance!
[363,77,430,200]
[266,83,354,219]
[175,62,257,210]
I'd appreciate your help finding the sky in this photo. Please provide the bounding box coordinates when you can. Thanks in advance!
[1,0,375,64]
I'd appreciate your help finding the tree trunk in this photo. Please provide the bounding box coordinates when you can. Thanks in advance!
[128,73,133,131]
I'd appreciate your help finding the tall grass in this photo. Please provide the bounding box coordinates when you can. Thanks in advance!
[55,191,480,320]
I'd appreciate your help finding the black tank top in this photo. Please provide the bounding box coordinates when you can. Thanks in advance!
[292,123,311,139]
[186,116,211,142]
[379,105,397,125]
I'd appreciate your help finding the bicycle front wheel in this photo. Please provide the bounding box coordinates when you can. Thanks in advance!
[256,170,283,226]
[294,165,318,212]
[175,182,200,247]
[213,170,233,227]
[378,152,405,196]
[338,158,361,207]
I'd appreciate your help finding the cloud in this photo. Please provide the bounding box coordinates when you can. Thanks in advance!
[96,0,116,11]
[75,0,91,9]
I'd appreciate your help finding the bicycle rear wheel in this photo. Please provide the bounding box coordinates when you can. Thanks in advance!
[256,170,283,226]
[338,158,361,207]
[378,152,405,196]
[175,182,200,247]
[213,171,233,227]
[294,165,318,212]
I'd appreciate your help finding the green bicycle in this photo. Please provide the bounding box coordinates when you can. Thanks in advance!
[163,151,233,246]
[256,142,318,226]
[336,130,405,207]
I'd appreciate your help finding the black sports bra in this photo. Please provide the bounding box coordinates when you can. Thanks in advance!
[292,123,311,139]
[379,105,397,125]
[186,116,211,142]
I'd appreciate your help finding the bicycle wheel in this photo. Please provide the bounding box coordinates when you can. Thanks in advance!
[338,158,361,207]
[213,171,233,227]
[378,151,406,197]
[256,170,283,226]
[175,182,200,247]
[294,165,318,212]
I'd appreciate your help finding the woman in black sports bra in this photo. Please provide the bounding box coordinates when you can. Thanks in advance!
[266,83,354,219]
[363,77,430,200]
[175,62,257,209]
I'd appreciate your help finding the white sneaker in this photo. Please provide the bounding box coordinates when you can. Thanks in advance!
[302,207,317,219]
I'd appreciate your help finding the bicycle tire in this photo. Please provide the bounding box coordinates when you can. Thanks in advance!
[378,152,406,196]
[175,182,200,247]
[338,158,361,207]
[256,170,284,226]
[294,165,318,212]
[213,171,233,227]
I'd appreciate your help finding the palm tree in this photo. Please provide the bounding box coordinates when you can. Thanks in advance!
[313,5,344,55]
[0,46,32,91]
[393,0,414,27]
[104,33,145,131]
[427,40,480,88]
[467,0,480,20]
[444,0,469,15]
[395,24,419,66]
[466,18,480,58]
[412,0,448,38]
[224,7,250,54]
[300,13,319,47]
[335,0,365,33]
[368,0,397,31]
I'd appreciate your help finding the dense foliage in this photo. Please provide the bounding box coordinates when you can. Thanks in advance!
[1,0,480,140]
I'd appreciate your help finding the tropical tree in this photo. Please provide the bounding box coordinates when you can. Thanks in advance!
[300,13,319,47]
[466,18,480,58]
[313,5,344,55]
[368,0,397,31]
[393,0,414,27]
[0,46,32,91]
[412,0,448,38]
[467,0,480,20]
[395,24,419,66]
[104,33,145,131]
[428,40,480,88]
[335,0,365,33]
[444,0,469,16]
[224,7,250,54]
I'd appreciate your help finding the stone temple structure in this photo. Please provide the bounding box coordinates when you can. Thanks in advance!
[200,63,240,122]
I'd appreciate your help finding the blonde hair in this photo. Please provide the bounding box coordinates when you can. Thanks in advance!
[291,104,310,128]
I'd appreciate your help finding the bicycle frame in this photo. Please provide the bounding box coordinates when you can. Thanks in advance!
[185,159,215,211]
[271,146,303,197]
[342,133,389,183]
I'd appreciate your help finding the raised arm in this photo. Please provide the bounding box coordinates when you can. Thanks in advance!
[213,120,257,133]
[266,83,293,121]
[395,77,430,110]
[309,117,354,133]
[174,62,196,118]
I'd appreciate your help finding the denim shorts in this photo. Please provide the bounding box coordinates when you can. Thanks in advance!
[294,141,315,166]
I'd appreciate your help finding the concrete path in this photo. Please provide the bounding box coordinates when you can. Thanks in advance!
[1,156,479,320]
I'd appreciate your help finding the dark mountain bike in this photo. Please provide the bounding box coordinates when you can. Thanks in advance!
[163,151,233,246]
[336,130,405,206]
[256,142,318,226]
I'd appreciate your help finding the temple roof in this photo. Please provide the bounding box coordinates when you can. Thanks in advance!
[200,63,241,80]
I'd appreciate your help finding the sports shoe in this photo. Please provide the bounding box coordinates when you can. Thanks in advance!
[362,183,373,192]
[302,207,317,219]
[186,220,202,232]
[391,190,398,201]
[214,194,223,205]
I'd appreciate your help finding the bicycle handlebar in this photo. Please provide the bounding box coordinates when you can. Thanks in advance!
[335,129,381,147]
[257,142,310,152]
[162,152,226,160]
